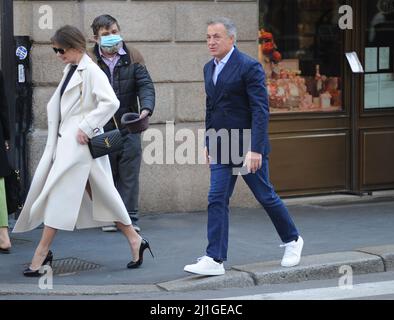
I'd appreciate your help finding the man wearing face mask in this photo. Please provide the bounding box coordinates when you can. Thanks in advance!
[89,15,155,233]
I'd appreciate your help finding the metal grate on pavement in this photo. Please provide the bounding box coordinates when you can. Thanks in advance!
[51,257,102,275]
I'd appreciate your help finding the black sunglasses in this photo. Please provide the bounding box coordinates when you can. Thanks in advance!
[53,47,66,55]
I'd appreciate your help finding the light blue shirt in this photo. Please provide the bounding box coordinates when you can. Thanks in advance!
[212,46,235,85]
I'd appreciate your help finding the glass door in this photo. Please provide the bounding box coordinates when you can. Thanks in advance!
[364,0,394,111]
[359,0,394,191]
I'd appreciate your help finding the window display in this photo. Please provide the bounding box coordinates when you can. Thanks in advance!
[259,0,344,114]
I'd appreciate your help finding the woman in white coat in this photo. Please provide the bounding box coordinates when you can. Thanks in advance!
[13,26,152,276]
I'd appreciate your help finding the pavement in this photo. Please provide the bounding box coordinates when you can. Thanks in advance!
[1,191,394,296]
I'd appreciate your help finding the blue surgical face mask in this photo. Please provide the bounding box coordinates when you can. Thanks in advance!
[100,34,123,48]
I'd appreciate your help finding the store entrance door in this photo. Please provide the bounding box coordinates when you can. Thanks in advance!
[356,0,394,192]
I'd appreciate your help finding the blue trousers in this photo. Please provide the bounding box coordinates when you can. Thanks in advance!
[206,157,299,261]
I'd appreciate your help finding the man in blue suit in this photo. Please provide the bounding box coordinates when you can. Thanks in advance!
[184,18,304,276]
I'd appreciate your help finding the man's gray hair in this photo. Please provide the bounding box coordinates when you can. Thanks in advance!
[207,17,237,40]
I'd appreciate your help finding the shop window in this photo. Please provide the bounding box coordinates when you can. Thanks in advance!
[364,0,394,110]
[259,0,344,114]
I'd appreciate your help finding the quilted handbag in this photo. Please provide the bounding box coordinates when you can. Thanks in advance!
[88,125,124,159]
[78,81,124,159]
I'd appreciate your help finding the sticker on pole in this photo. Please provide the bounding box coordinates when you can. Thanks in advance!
[18,64,26,83]
[16,46,28,60]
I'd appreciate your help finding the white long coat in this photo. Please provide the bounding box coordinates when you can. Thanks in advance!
[13,54,131,232]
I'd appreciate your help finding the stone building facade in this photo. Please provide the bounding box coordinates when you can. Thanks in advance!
[11,0,260,213]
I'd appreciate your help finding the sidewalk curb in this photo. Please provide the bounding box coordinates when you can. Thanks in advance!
[356,244,394,271]
[158,250,385,292]
[232,251,384,286]
[0,284,162,296]
[157,270,255,292]
[1,246,393,296]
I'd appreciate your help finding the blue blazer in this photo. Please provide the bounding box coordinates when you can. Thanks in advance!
[204,47,271,165]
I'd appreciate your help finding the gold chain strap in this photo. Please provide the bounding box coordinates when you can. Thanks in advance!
[112,115,119,130]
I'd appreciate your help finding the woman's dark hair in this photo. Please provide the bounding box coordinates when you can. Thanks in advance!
[50,25,86,51]
[91,14,121,36]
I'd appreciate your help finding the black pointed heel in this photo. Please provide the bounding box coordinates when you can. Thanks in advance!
[127,238,154,269]
[0,247,10,254]
[23,250,53,277]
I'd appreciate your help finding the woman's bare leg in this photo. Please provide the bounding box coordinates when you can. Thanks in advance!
[30,226,57,270]
[0,227,11,249]
[116,222,142,262]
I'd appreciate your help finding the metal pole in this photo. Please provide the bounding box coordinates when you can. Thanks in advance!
[1,0,16,167]
[350,72,364,196]
[351,73,357,191]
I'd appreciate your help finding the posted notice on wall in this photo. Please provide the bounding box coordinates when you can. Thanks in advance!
[379,73,394,108]
[365,47,378,72]
[364,73,394,109]
[379,47,390,70]
[365,74,379,109]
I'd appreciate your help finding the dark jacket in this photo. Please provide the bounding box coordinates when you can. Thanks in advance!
[88,43,155,131]
[204,47,271,165]
[0,70,11,177]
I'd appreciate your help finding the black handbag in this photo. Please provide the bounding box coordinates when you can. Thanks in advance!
[88,122,124,159]
[78,81,124,159]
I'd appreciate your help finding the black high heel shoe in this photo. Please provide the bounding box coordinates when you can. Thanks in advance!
[0,247,10,254]
[127,238,154,269]
[23,250,53,277]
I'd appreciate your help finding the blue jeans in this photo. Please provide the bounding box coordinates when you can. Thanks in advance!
[206,157,299,261]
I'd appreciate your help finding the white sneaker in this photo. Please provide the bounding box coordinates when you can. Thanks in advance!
[280,236,304,267]
[184,256,225,276]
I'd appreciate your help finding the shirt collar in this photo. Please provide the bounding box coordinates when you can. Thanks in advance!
[214,46,235,66]
[98,44,127,59]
